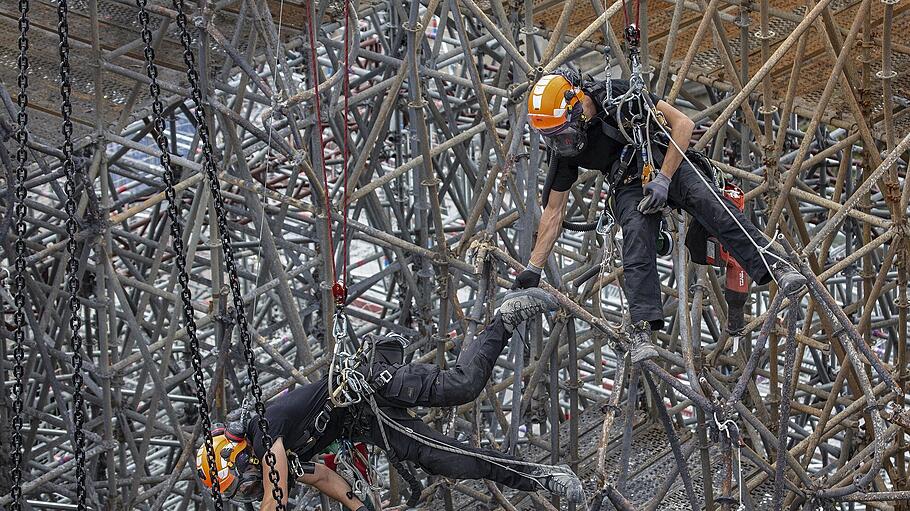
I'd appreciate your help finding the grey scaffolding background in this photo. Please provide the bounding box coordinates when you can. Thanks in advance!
[0,0,909,510]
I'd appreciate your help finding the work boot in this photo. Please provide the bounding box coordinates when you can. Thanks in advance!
[628,320,659,363]
[770,261,807,296]
[535,464,586,503]
[497,288,558,332]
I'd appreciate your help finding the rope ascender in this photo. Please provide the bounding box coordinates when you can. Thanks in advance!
[56,2,88,508]
[9,1,30,509]
[167,0,286,508]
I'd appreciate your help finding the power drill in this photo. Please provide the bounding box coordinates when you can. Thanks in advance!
[703,183,750,337]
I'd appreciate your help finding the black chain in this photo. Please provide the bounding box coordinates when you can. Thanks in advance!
[133,3,224,509]
[168,2,285,508]
[55,2,87,509]
[10,2,30,510]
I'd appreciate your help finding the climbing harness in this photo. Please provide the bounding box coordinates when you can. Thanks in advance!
[56,3,88,508]
[316,330,571,495]
[167,0,286,507]
[135,2,225,507]
[9,2,30,509]
[561,6,796,291]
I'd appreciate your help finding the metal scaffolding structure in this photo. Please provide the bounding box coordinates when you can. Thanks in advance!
[0,0,909,509]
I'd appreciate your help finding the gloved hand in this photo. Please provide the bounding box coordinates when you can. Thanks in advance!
[638,171,671,215]
[512,268,542,289]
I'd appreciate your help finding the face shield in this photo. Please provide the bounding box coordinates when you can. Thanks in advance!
[227,462,264,503]
[537,97,588,157]
[540,121,588,157]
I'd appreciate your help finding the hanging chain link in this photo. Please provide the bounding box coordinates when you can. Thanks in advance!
[169,1,285,507]
[10,1,30,510]
[134,3,224,509]
[55,2,87,509]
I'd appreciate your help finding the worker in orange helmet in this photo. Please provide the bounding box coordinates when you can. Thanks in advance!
[195,290,586,510]
[516,69,806,363]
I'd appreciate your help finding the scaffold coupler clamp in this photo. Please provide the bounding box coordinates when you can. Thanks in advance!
[883,401,910,430]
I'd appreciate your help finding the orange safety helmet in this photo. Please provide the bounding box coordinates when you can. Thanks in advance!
[527,73,587,134]
[196,428,254,499]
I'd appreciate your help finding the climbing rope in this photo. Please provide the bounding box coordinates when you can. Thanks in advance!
[713,411,747,510]
[305,0,364,409]
[367,397,573,488]
[305,2,340,295]
[55,3,87,508]
[9,2,30,509]
[643,100,790,280]
[342,0,352,286]
[334,440,381,506]
[168,1,285,508]
[134,2,223,508]
[581,12,793,285]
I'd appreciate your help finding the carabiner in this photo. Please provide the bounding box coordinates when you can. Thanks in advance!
[596,209,615,236]
[333,310,349,343]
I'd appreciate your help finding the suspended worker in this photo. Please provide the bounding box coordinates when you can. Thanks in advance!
[514,68,806,363]
[196,289,585,509]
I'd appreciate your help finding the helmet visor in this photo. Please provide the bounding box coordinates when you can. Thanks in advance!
[541,124,587,157]
[228,465,264,503]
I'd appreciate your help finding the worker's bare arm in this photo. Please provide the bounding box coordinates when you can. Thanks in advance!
[530,190,570,268]
[654,100,695,179]
[259,438,289,511]
[299,463,365,510]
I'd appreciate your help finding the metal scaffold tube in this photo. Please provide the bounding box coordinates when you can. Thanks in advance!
[0,0,908,510]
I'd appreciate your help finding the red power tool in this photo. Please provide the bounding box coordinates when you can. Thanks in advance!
[703,183,749,336]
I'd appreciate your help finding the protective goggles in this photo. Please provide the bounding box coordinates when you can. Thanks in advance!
[536,96,587,156]
[227,463,264,503]
[540,122,587,157]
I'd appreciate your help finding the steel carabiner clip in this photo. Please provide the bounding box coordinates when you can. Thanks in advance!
[333,310,349,344]
[596,209,615,236]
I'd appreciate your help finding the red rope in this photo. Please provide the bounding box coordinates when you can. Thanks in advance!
[306,2,335,283]
[342,0,350,284]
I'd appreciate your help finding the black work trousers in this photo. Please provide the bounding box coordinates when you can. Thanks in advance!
[363,317,540,491]
[614,161,774,330]
[376,318,510,408]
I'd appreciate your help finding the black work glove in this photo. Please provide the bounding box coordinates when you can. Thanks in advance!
[638,171,671,215]
[512,269,541,289]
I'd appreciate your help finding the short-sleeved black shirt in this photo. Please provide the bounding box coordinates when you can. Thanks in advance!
[547,79,662,193]
[245,377,345,461]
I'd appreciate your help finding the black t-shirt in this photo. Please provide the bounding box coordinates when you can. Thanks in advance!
[245,377,345,460]
[548,79,662,192]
